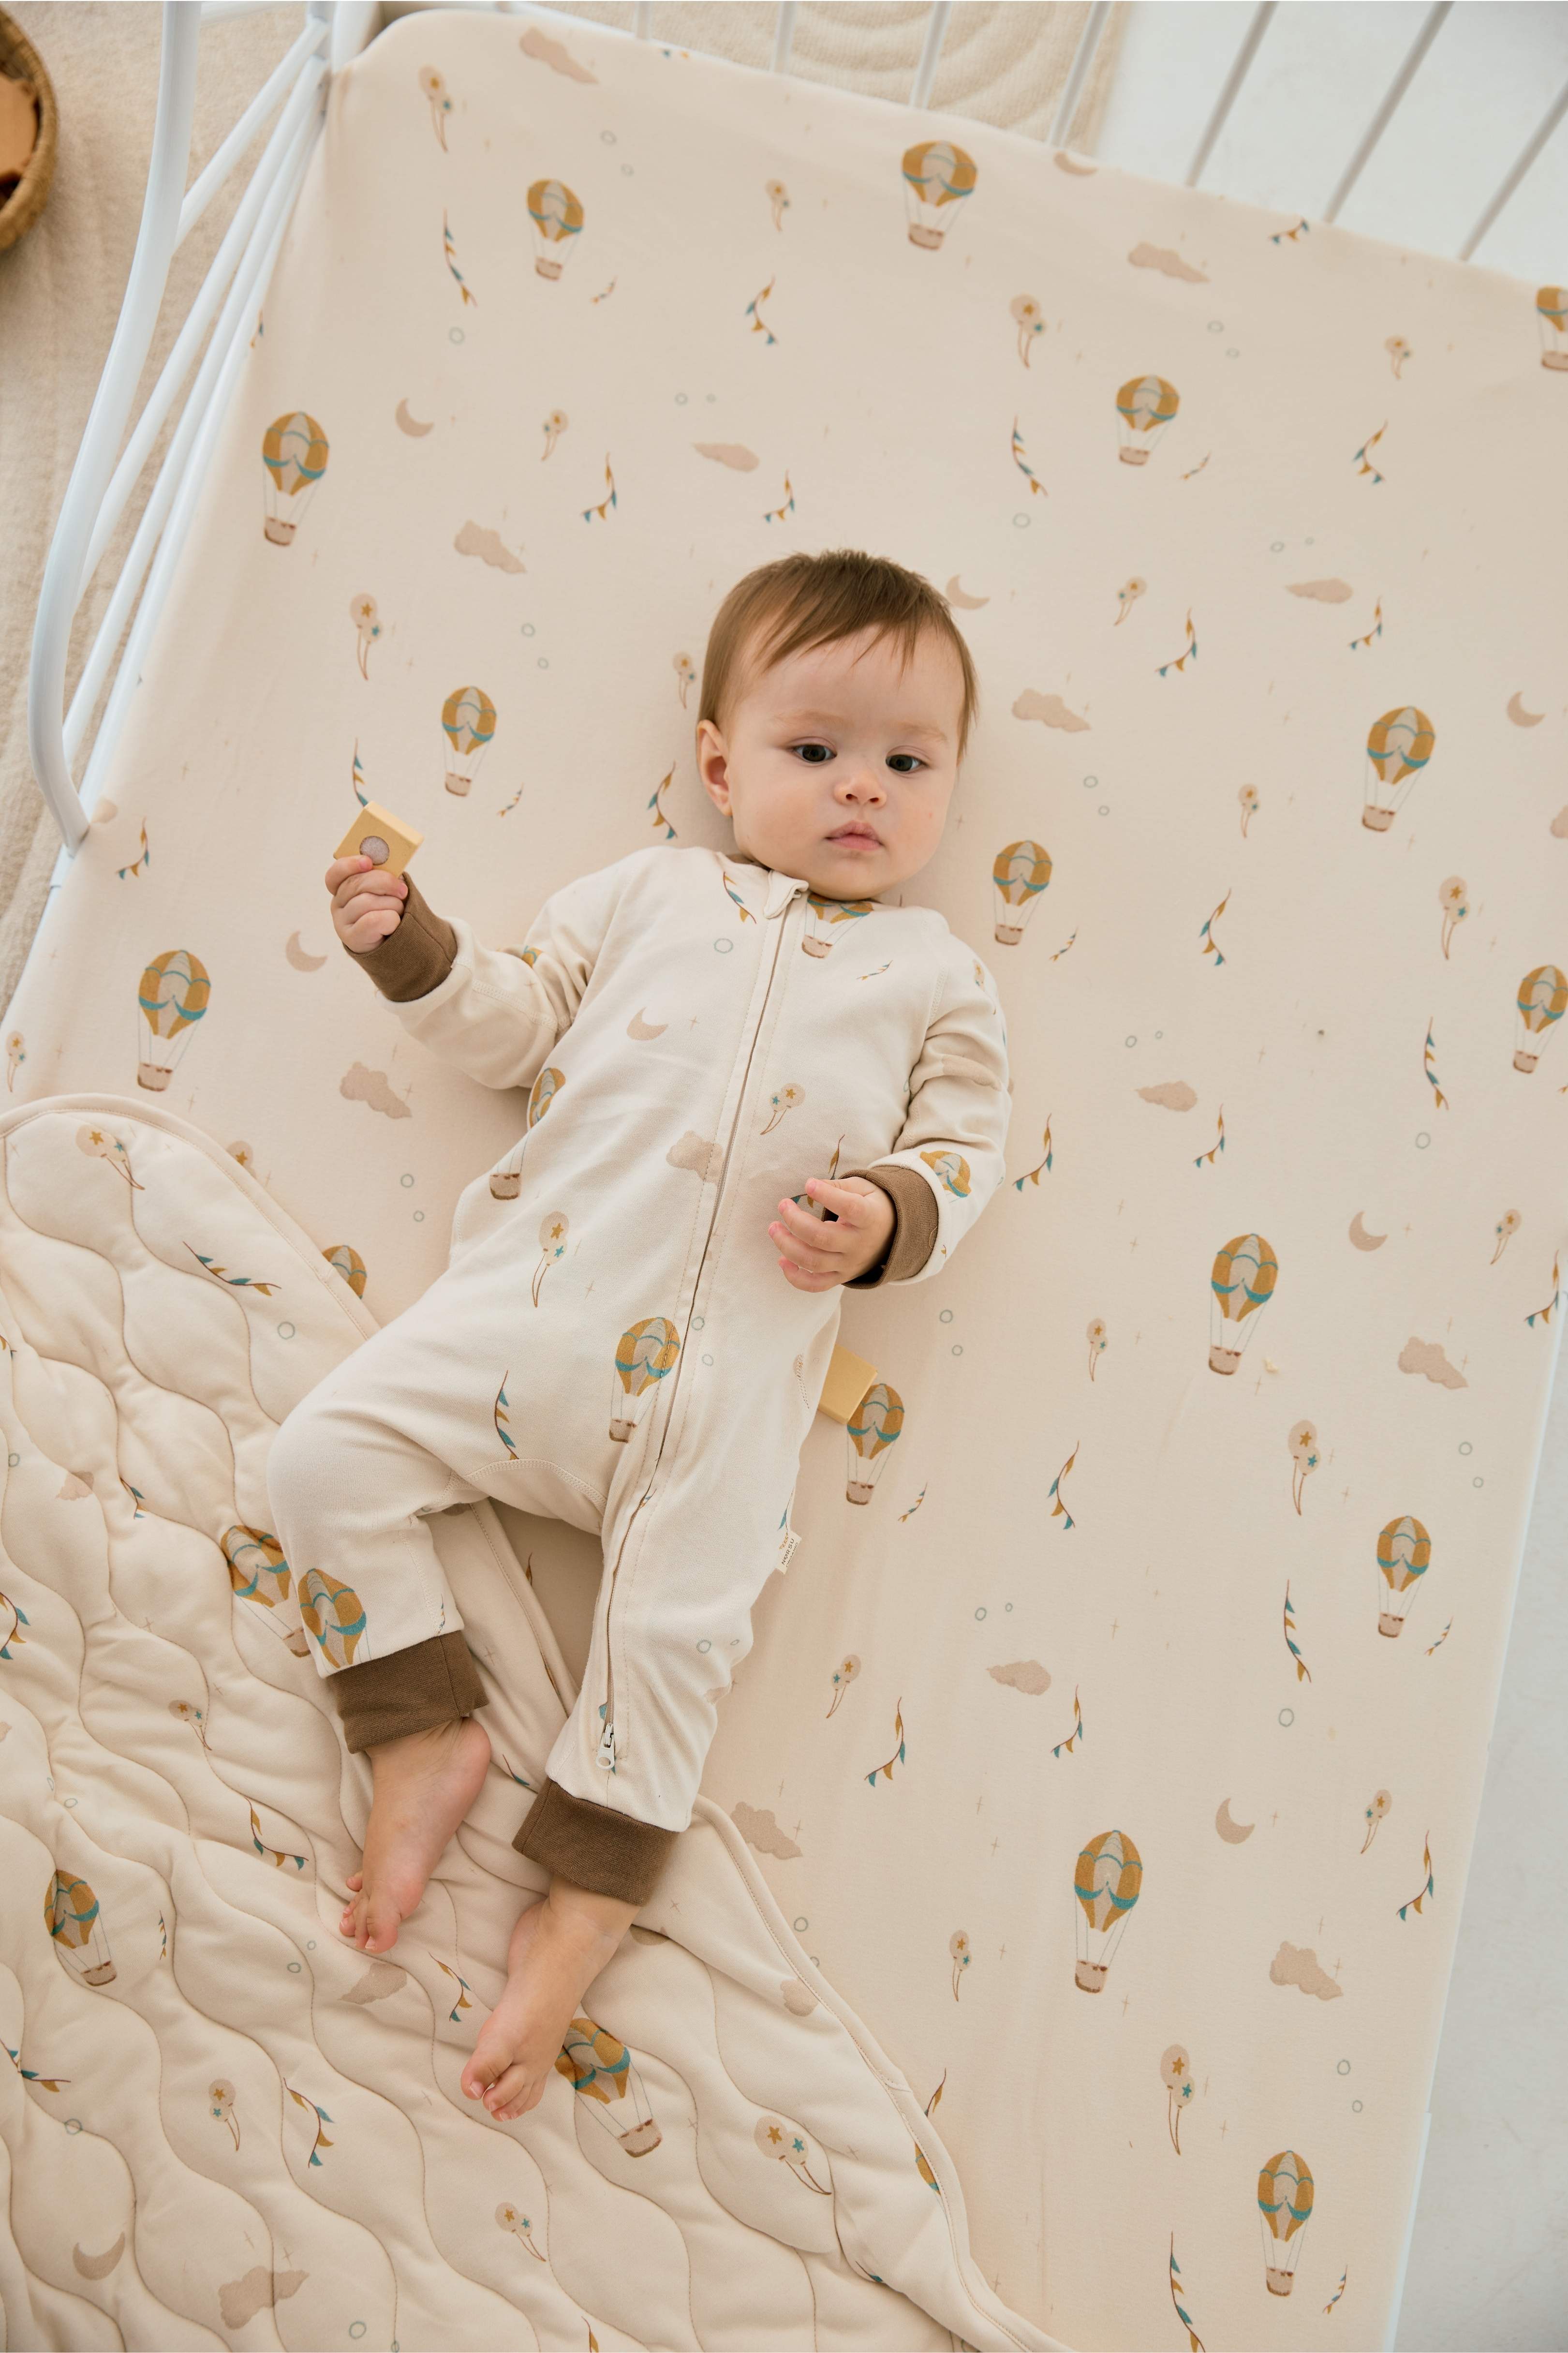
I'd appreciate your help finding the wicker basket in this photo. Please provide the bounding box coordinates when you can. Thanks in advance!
[0,7,57,253]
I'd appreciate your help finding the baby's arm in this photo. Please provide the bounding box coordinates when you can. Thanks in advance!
[834,951,1012,1288]
[327,852,637,1095]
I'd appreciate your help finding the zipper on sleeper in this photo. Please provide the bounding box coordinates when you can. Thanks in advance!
[596,884,797,1772]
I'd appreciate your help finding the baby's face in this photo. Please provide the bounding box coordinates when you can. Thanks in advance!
[695,624,963,898]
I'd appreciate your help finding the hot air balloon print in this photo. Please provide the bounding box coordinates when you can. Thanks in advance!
[323,1242,367,1298]
[261,411,328,544]
[45,1871,116,1986]
[1376,1513,1431,1637]
[136,950,209,1090]
[527,178,584,279]
[992,841,1052,945]
[554,2014,661,2153]
[441,685,496,796]
[1362,706,1435,830]
[1209,1231,1278,1373]
[299,1566,368,1668]
[901,140,977,250]
[222,1523,310,1655]
[920,1147,972,1201]
[1073,1828,1142,1992]
[1258,2148,1315,2295]
[846,1381,903,1504]
[609,1317,680,1442]
[489,1064,564,1193]
[1537,286,1568,370]
[1114,375,1180,465]
[490,1142,524,1200]
[1514,965,1568,1072]
[801,893,876,957]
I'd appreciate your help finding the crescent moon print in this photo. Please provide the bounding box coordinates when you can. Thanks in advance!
[1349,1211,1387,1250]
[396,398,435,435]
[1216,1799,1255,1843]
[285,933,328,971]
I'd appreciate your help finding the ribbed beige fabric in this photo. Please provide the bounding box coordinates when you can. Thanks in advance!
[0,1,1124,1024]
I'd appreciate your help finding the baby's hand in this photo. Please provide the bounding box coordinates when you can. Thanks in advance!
[326,853,408,953]
[769,1177,895,1292]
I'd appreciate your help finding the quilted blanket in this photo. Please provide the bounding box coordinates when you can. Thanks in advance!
[0,1093,1063,2352]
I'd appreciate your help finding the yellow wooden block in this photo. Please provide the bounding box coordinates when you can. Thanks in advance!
[816,1343,878,1424]
[333,800,424,879]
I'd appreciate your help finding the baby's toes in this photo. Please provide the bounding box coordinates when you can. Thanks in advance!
[485,2060,538,2120]
[459,2057,492,2103]
[360,1891,402,1953]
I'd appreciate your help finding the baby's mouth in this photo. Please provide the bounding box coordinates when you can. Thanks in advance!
[828,826,880,847]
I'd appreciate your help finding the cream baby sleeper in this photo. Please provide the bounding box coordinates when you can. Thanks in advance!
[265,841,1012,1903]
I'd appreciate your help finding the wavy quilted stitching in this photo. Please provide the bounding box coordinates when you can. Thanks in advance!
[0,1096,1061,2352]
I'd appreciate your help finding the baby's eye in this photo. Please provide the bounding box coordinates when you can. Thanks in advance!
[887,754,923,774]
[791,742,832,764]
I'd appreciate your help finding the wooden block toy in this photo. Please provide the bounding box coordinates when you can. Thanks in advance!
[816,1342,879,1424]
[333,800,423,879]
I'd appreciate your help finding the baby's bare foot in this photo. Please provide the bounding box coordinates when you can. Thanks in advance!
[339,1716,491,1953]
[459,1897,623,2122]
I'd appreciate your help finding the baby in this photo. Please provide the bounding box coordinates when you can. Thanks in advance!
[267,545,1012,2125]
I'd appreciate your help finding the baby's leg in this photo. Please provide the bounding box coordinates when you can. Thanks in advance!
[266,1381,492,1954]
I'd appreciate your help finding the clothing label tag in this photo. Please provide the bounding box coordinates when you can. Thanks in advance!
[778,1526,802,1573]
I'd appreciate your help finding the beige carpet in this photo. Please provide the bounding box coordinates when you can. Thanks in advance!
[0,0,1124,1025]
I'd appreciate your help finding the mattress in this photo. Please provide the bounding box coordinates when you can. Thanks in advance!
[5,4,1565,2345]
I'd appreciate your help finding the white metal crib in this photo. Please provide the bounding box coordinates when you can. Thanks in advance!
[18,8,1568,2344]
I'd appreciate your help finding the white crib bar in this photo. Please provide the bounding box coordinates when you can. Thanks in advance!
[630,0,952,112]
[1322,0,1452,224]
[1048,0,1113,153]
[178,15,327,248]
[26,2,201,859]
[1185,0,1275,188]
[65,92,327,781]
[80,40,329,601]
[770,3,796,78]
[1461,70,1568,262]
[68,104,325,847]
[908,4,949,112]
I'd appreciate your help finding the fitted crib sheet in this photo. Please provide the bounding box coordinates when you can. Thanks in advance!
[5,4,1568,2345]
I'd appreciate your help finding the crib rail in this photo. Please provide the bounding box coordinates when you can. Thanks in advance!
[25,0,377,894]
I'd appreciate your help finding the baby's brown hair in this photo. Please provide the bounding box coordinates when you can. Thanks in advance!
[698,547,979,764]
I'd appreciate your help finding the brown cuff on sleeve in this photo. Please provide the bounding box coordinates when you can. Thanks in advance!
[837,1165,939,1287]
[328,1629,487,1752]
[512,1774,679,1906]
[342,870,459,1002]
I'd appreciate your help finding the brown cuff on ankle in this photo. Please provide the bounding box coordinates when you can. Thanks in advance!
[512,1774,679,1906]
[329,1629,487,1753]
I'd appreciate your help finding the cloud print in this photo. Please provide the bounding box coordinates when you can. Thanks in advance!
[340,1062,412,1120]
[455,521,524,573]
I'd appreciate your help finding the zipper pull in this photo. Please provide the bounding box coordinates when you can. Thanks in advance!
[595,1720,617,1772]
